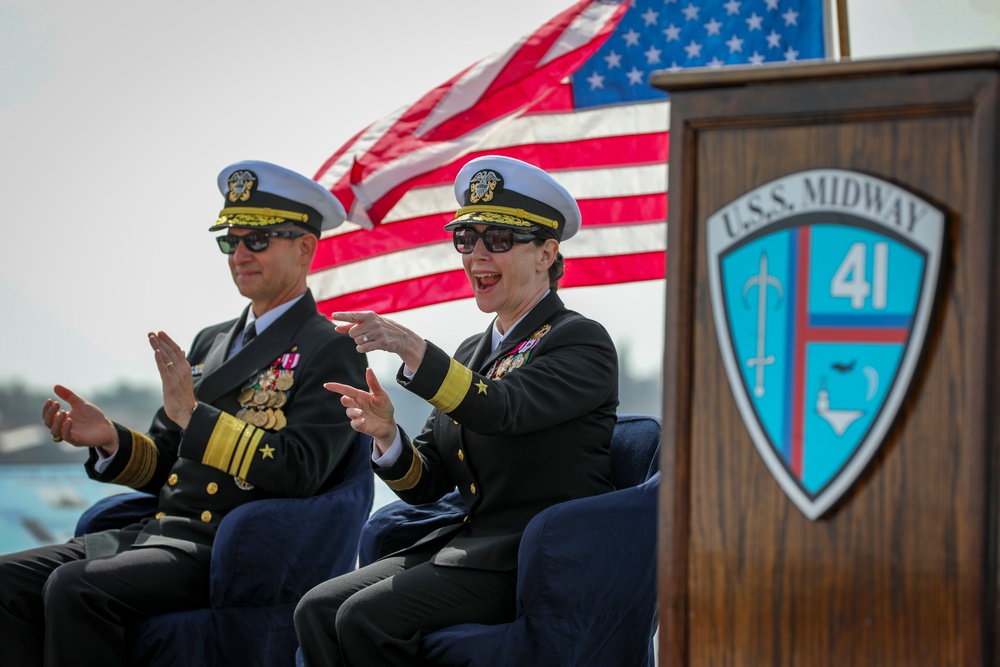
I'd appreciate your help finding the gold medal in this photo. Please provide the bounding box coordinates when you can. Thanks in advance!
[252,410,269,427]
[273,410,287,430]
[263,409,277,430]
[530,324,551,339]
[273,391,287,408]
[253,390,270,405]
[236,408,249,422]
[275,373,294,391]
[237,387,254,405]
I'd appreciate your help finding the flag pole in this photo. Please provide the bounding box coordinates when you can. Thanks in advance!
[836,0,851,59]
[824,0,851,60]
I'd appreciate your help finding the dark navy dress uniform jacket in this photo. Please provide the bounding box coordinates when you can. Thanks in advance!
[82,290,367,563]
[376,291,619,572]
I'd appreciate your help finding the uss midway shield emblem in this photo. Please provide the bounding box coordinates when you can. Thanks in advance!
[706,169,945,520]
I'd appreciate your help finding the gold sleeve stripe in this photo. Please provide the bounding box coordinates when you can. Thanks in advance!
[384,444,424,491]
[203,412,255,472]
[227,426,256,476]
[234,429,266,479]
[428,359,473,413]
[111,430,158,488]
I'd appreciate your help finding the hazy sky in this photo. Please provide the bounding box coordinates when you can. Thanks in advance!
[1,0,997,397]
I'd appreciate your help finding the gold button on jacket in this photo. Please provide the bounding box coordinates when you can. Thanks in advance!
[201,511,212,523]
[167,473,178,485]
[207,482,219,495]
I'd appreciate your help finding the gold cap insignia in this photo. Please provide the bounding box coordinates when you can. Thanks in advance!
[469,169,502,204]
[227,169,256,203]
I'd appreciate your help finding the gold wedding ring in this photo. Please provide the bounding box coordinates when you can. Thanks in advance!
[52,435,63,443]
[166,361,174,367]
[362,334,370,343]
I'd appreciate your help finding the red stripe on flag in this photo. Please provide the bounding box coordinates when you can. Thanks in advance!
[311,194,667,272]
[312,216,453,270]
[365,133,670,193]
[577,194,668,227]
[481,133,669,171]
[315,250,666,317]
[561,251,666,288]
[525,82,576,113]
[317,270,474,317]
[359,133,667,225]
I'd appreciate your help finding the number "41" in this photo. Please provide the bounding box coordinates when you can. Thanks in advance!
[830,242,888,310]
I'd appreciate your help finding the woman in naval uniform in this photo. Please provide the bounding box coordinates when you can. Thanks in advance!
[294,155,620,667]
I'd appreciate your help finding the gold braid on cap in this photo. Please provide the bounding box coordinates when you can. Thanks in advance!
[454,205,559,230]
[215,206,310,228]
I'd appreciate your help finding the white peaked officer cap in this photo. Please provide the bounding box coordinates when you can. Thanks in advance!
[209,160,347,236]
[445,155,581,242]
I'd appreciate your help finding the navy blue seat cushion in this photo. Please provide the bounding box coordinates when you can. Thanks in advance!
[421,472,660,667]
[357,489,465,567]
[75,491,158,537]
[349,414,662,666]
[76,435,375,667]
[608,413,661,489]
[358,414,661,568]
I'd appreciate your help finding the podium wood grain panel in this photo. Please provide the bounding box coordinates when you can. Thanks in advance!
[655,52,999,666]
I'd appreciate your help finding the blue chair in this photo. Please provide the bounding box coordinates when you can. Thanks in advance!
[75,435,374,667]
[350,414,662,667]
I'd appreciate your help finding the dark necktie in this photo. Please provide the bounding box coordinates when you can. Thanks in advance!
[242,321,257,347]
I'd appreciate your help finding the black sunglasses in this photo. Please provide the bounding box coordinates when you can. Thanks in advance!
[216,230,305,254]
[452,226,538,254]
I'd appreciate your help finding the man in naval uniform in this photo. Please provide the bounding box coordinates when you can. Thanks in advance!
[0,160,368,667]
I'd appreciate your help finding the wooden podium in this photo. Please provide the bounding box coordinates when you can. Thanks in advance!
[651,51,1000,666]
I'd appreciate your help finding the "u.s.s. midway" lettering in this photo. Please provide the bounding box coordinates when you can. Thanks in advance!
[716,170,934,242]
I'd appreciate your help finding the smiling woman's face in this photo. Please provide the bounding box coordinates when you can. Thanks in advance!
[460,224,558,332]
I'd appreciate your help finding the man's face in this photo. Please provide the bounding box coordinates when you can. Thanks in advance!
[225,226,312,314]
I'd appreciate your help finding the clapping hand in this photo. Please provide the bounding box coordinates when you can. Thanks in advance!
[42,385,117,455]
[149,331,197,429]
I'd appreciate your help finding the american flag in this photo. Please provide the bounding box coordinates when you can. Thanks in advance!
[309,0,830,316]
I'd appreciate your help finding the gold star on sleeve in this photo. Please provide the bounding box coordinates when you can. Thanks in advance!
[260,445,275,459]
[475,379,488,395]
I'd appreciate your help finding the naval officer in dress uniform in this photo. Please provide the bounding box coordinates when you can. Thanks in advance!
[0,160,368,667]
[294,155,620,666]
